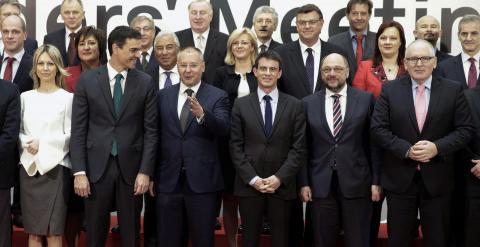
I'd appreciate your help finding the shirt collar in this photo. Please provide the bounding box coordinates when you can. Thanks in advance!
[411,76,433,90]
[159,64,178,75]
[461,51,480,63]
[299,38,320,54]
[180,80,201,96]
[3,48,24,61]
[349,28,368,38]
[65,26,83,37]
[257,86,279,103]
[192,28,210,40]
[144,46,154,56]
[107,62,128,81]
[258,38,272,48]
[325,84,348,98]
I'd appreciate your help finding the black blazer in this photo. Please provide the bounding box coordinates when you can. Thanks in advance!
[435,49,453,63]
[0,53,33,93]
[371,75,474,196]
[175,28,228,84]
[267,39,281,50]
[135,52,159,73]
[435,54,477,90]
[213,65,257,110]
[275,40,349,99]
[0,80,20,189]
[300,86,378,198]
[24,37,38,55]
[44,28,80,67]
[328,31,376,78]
[70,66,158,185]
[462,87,480,196]
[230,91,307,200]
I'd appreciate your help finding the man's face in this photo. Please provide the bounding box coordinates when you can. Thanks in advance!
[254,12,277,42]
[458,21,480,56]
[155,35,178,71]
[254,57,282,91]
[177,50,205,87]
[188,2,213,34]
[346,4,370,33]
[321,54,348,93]
[0,4,20,25]
[60,0,84,31]
[112,38,141,70]
[132,19,155,50]
[1,16,26,54]
[405,43,437,84]
[296,11,323,45]
[414,16,441,46]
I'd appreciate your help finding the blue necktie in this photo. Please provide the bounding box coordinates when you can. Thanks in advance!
[306,48,314,93]
[164,71,172,88]
[263,95,272,137]
[111,74,123,156]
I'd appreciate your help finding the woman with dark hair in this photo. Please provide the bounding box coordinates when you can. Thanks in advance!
[352,21,408,98]
[64,26,106,93]
[20,44,71,247]
[213,27,258,247]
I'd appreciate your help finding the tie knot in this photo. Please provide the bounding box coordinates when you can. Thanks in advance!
[164,71,172,76]
[263,95,272,102]
[115,74,123,81]
[185,88,194,97]
[69,33,76,38]
[469,57,476,63]
[417,84,425,92]
[355,35,363,41]
[142,51,148,57]
[5,57,14,63]
[306,47,313,55]
[331,94,341,100]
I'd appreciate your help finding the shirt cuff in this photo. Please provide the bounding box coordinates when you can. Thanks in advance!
[196,113,205,124]
[249,176,260,186]
[74,171,86,176]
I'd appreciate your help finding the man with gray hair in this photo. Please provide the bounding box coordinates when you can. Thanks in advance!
[151,31,180,90]
[130,15,159,72]
[413,15,452,62]
[253,6,281,54]
[0,0,37,56]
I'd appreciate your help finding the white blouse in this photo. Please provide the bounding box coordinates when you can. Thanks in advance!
[236,72,250,98]
[19,89,72,176]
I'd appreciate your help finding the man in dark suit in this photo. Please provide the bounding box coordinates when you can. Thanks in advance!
[328,0,376,78]
[414,15,452,63]
[0,79,19,247]
[70,26,157,247]
[436,15,480,90]
[253,6,282,54]
[43,0,84,67]
[150,31,180,90]
[130,16,159,73]
[175,0,228,84]
[0,0,37,56]
[0,15,33,93]
[155,47,229,247]
[230,50,306,247]
[300,53,379,247]
[371,39,474,247]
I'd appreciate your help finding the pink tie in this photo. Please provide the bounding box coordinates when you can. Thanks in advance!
[415,85,426,131]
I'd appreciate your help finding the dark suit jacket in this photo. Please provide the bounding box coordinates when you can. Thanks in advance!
[462,87,480,196]
[267,39,281,50]
[135,51,159,73]
[70,66,158,185]
[24,37,38,55]
[435,54,477,90]
[275,40,349,99]
[0,80,20,189]
[328,30,376,77]
[175,28,228,84]
[230,90,306,200]
[436,49,452,63]
[44,28,80,67]
[213,65,257,110]
[300,86,378,199]
[0,53,33,93]
[371,75,474,196]
[155,82,230,193]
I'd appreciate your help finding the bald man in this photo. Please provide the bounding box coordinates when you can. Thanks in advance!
[414,15,452,63]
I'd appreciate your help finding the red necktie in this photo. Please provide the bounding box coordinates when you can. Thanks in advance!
[468,57,477,89]
[67,32,76,66]
[355,35,363,66]
[3,57,14,81]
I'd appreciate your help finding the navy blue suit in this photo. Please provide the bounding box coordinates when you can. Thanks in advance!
[0,53,33,93]
[155,82,229,246]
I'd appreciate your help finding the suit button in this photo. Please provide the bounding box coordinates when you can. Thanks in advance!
[334,144,338,148]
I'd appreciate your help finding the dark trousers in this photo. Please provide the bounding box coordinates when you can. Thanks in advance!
[465,197,480,247]
[156,173,217,247]
[386,172,451,247]
[0,189,11,247]
[311,172,371,247]
[239,195,292,247]
[143,193,157,247]
[289,199,313,247]
[84,156,143,247]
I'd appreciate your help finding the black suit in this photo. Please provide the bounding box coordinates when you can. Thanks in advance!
[175,28,228,84]
[135,51,159,73]
[435,54,479,90]
[23,37,38,56]
[258,39,282,53]
[230,90,306,247]
[435,49,452,63]
[70,66,158,247]
[300,86,378,247]
[0,53,33,93]
[371,76,474,247]
[275,40,349,99]
[0,80,20,247]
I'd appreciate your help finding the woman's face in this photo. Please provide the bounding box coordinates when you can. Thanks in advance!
[378,27,402,58]
[231,34,254,61]
[77,35,100,63]
[36,52,57,82]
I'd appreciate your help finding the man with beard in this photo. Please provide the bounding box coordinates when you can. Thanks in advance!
[414,15,452,63]
[253,6,282,54]
[300,53,379,247]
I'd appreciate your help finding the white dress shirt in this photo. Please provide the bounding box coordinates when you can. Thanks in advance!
[177,81,203,123]
[411,76,432,109]
[0,48,24,80]
[236,72,250,98]
[19,89,73,176]
[65,26,82,53]
[299,38,321,91]
[192,28,210,54]
[257,38,272,53]
[461,51,480,85]
[325,85,347,135]
[159,65,180,89]
[141,46,154,64]
[107,62,128,96]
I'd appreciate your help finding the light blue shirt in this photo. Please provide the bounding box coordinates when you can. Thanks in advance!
[257,87,279,125]
[411,76,432,110]
[349,28,368,57]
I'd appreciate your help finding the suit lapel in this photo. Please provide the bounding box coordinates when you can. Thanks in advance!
[454,55,467,85]
[98,66,115,119]
[248,92,266,135]
[422,78,441,132]
[336,87,358,140]
[318,90,334,139]
[169,84,183,133]
[291,41,311,95]
[402,77,421,134]
[203,30,216,63]
[183,83,210,134]
[117,69,137,120]
[271,92,287,137]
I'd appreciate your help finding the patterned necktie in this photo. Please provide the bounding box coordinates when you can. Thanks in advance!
[141,52,148,71]
[3,57,14,81]
[355,35,364,66]
[263,95,272,137]
[111,74,123,156]
[415,85,426,131]
[164,71,172,88]
[67,32,76,66]
[468,57,477,89]
[197,35,205,53]
[306,48,314,93]
[180,88,194,132]
[332,94,343,139]
[260,44,267,54]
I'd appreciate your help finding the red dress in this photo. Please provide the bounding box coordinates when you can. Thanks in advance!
[64,66,82,93]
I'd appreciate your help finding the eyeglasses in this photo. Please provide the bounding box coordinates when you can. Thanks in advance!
[296,19,321,27]
[178,63,201,69]
[405,56,435,65]
[321,66,346,73]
